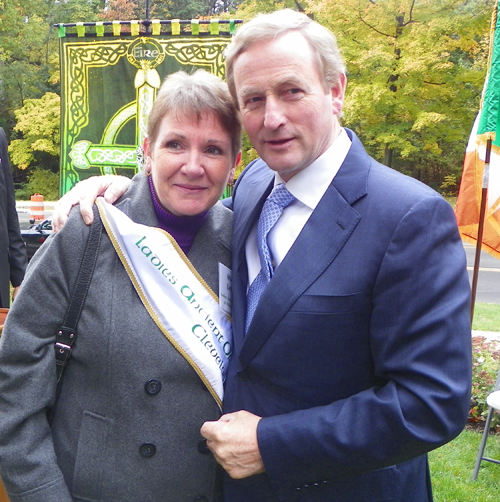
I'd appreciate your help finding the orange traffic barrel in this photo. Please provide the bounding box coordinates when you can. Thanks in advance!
[0,310,8,501]
[0,479,8,501]
[30,193,44,221]
[0,308,8,335]
[0,309,9,502]
[0,481,8,502]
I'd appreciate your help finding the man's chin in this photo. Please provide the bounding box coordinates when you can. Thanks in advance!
[263,160,306,181]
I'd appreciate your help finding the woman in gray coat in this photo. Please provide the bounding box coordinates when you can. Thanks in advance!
[0,70,241,502]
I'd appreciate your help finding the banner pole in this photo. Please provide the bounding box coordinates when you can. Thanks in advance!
[145,0,150,34]
[470,138,491,321]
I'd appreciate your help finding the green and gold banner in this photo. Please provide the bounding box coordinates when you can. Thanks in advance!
[59,22,238,195]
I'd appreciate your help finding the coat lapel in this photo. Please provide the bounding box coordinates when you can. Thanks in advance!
[117,173,232,294]
[231,169,275,356]
[238,131,371,366]
[233,173,274,262]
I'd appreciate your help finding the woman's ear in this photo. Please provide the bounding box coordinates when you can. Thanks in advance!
[143,137,152,174]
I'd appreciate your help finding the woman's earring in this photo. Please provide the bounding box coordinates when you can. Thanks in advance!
[136,144,145,171]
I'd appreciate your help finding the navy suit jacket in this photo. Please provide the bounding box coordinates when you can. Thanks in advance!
[223,130,471,501]
[0,128,27,308]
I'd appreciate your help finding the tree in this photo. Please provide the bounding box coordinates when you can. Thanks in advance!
[0,0,103,130]
[98,0,142,23]
[146,0,242,19]
[235,0,305,18]
[9,92,60,171]
[308,0,494,191]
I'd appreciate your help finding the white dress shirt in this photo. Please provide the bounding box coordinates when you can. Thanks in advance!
[246,128,352,287]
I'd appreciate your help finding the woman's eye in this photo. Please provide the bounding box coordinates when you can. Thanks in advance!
[206,146,222,155]
[166,141,181,149]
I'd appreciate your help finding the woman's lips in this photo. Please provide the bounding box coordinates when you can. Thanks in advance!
[175,184,207,193]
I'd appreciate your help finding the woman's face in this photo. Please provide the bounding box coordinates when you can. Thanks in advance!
[144,110,240,216]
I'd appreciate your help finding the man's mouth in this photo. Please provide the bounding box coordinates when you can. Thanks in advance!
[266,138,293,147]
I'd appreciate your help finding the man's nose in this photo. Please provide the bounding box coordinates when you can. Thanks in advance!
[263,98,286,130]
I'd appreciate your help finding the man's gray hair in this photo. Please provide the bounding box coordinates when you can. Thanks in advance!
[147,70,242,162]
[224,9,346,104]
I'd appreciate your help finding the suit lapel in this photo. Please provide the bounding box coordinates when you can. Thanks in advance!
[231,170,274,356]
[238,131,371,366]
[233,174,274,261]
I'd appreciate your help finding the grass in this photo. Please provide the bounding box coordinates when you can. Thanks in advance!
[473,303,500,332]
[430,428,500,501]
[431,302,500,500]
[6,264,500,502]
[444,195,458,207]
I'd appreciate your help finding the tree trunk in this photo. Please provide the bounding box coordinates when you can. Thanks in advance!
[384,144,393,167]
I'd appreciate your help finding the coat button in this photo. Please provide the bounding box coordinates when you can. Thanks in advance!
[197,439,211,454]
[139,443,156,458]
[145,379,162,395]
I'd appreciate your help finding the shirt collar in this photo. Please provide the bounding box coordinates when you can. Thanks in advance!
[275,128,351,210]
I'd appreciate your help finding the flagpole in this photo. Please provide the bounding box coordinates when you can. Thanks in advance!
[470,138,491,321]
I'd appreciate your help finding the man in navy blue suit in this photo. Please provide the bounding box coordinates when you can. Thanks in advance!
[199,9,472,502]
[55,10,471,501]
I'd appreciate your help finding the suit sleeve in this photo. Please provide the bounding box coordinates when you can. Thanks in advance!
[0,129,27,289]
[257,195,471,495]
[0,211,88,502]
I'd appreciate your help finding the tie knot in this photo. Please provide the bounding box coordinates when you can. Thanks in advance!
[267,183,295,209]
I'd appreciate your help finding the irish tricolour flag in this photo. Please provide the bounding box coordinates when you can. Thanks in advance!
[455,0,500,260]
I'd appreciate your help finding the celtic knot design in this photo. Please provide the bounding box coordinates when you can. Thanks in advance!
[61,35,231,192]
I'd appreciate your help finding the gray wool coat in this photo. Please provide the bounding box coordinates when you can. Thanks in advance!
[0,173,232,502]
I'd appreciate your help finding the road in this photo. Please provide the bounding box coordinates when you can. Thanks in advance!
[16,204,500,304]
[464,242,500,305]
[16,203,54,230]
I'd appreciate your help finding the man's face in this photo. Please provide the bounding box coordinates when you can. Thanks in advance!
[233,31,346,181]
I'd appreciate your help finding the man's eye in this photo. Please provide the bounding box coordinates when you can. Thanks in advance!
[246,96,262,104]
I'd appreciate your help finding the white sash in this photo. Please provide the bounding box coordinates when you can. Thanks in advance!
[96,198,232,408]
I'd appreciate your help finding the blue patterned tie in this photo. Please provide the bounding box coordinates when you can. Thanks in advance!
[245,184,296,332]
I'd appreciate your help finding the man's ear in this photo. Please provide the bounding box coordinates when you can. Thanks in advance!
[330,73,347,116]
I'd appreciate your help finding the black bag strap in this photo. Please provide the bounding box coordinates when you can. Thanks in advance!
[49,205,102,424]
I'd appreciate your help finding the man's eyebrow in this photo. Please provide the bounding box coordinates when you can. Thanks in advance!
[238,76,311,101]
[238,86,261,100]
[278,76,312,91]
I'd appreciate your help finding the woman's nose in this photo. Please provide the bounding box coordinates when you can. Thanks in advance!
[181,151,204,177]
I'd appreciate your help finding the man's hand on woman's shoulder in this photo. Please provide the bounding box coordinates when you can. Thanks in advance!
[53,175,131,232]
